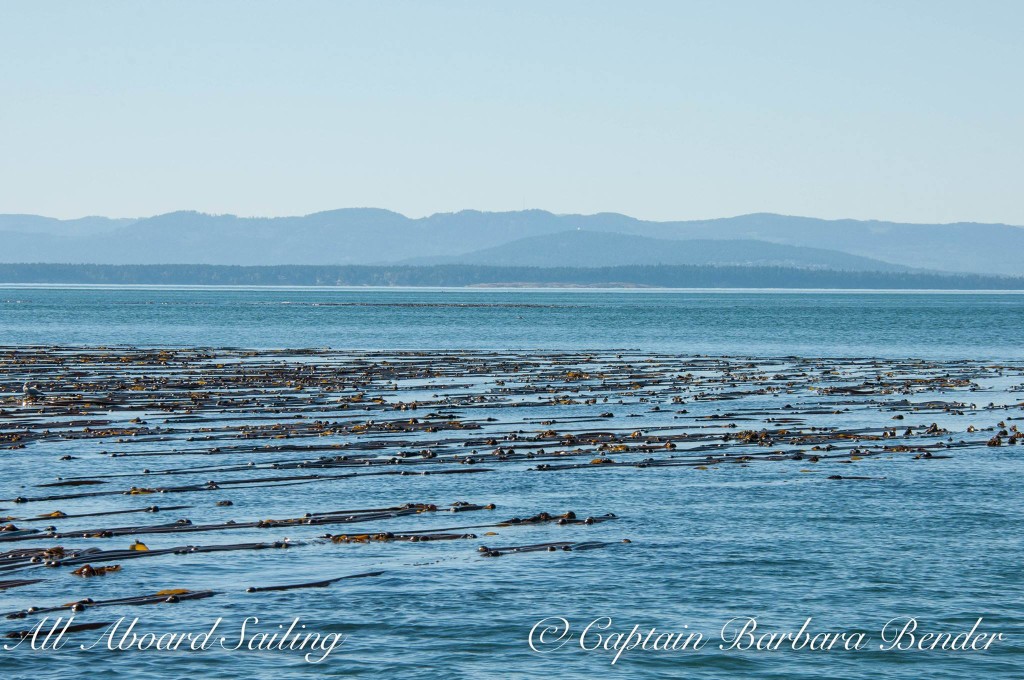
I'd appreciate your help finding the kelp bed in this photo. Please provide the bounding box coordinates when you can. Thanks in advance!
[1,346,1022,634]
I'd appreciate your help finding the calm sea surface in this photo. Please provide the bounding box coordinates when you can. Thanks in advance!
[0,286,1021,679]
[2,285,1024,358]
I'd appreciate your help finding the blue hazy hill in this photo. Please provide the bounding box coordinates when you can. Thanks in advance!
[404,230,911,271]
[0,209,1021,275]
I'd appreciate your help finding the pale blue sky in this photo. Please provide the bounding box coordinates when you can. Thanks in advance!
[1,1,1021,223]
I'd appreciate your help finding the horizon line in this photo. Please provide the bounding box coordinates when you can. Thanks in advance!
[2,208,1022,229]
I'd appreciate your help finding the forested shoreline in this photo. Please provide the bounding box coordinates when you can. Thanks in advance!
[2,262,1022,289]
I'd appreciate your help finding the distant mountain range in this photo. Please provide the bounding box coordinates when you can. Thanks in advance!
[404,231,911,271]
[1,209,1021,275]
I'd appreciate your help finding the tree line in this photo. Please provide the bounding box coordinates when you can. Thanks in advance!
[1,263,1022,289]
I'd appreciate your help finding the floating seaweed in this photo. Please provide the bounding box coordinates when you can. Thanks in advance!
[245,570,384,593]
[478,540,630,557]
[1,346,1019,627]
[5,589,217,619]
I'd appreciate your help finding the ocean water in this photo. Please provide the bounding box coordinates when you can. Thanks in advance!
[1,285,1023,358]
[0,286,1021,679]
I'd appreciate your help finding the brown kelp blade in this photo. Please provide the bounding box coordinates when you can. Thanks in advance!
[245,570,384,593]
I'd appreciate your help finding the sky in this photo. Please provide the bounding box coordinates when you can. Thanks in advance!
[1,0,1021,224]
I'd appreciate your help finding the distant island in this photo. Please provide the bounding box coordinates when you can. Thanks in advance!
[2,263,1022,289]
[2,209,1024,277]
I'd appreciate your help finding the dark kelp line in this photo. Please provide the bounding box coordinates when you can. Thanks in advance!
[1,347,1022,626]
[244,570,384,593]
[1,510,621,621]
